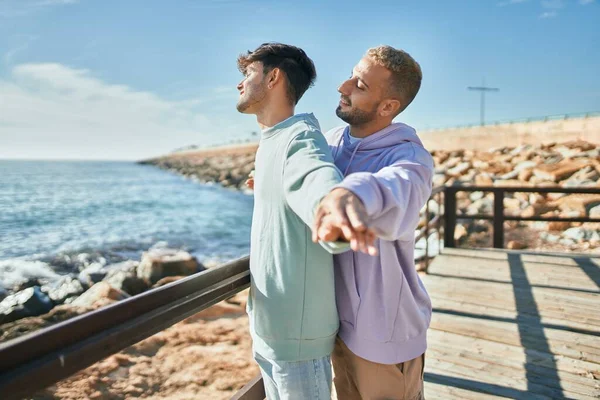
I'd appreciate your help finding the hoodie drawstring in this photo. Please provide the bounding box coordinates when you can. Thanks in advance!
[333,127,362,177]
[344,142,361,176]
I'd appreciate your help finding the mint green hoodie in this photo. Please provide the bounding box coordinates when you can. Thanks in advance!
[248,113,345,361]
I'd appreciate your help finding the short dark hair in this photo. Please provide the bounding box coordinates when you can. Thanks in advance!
[237,42,317,105]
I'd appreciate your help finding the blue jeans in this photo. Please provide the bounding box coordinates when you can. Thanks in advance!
[254,352,333,400]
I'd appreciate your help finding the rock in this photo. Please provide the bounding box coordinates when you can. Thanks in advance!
[561,140,596,151]
[513,160,538,172]
[41,277,85,305]
[454,224,468,243]
[563,227,586,241]
[552,194,600,215]
[432,174,447,187]
[493,179,530,187]
[469,191,484,202]
[559,238,576,247]
[153,276,187,288]
[470,198,493,215]
[520,206,536,218]
[137,249,204,284]
[547,221,571,231]
[78,267,108,289]
[540,232,561,243]
[518,169,533,182]
[71,282,130,309]
[503,197,521,211]
[533,160,589,182]
[507,240,527,250]
[474,174,493,186]
[447,162,471,177]
[499,170,519,180]
[0,287,54,325]
[0,287,7,302]
[590,205,600,219]
[105,270,148,296]
[0,304,87,342]
[12,277,44,293]
[529,193,544,205]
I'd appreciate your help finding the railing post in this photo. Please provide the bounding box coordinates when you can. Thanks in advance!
[444,186,457,248]
[493,189,505,248]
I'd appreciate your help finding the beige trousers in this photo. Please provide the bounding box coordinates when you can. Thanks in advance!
[332,337,425,400]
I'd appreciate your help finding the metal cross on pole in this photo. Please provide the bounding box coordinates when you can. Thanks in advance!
[468,79,499,126]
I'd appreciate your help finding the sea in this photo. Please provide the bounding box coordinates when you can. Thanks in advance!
[0,160,254,291]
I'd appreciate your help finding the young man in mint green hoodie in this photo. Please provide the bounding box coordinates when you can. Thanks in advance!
[235,43,375,399]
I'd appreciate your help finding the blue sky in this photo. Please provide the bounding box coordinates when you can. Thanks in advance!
[0,0,598,160]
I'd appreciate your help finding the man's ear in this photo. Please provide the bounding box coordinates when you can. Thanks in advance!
[379,98,402,117]
[267,67,283,89]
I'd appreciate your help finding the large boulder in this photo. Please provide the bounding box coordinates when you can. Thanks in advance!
[71,282,130,309]
[0,287,54,325]
[105,270,148,296]
[0,304,87,343]
[137,249,204,285]
[41,277,85,305]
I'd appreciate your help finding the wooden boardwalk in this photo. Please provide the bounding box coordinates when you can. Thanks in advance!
[421,248,600,399]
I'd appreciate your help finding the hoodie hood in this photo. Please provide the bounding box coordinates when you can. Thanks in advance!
[339,122,424,152]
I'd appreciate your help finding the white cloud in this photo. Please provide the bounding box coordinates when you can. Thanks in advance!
[0,0,78,17]
[539,10,558,17]
[579,0,594,5]
[541,0,564,9]
[0,63,251,160]
[497,0,529,6]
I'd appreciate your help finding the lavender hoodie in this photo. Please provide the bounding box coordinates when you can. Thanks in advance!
[326,122,434,365]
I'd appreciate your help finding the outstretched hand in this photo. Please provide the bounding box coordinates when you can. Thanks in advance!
[313,188,378,256]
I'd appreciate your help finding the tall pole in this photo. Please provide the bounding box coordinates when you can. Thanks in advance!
[468,79,499,126]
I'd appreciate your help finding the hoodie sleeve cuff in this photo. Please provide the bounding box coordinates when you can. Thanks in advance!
[335,172,383,217]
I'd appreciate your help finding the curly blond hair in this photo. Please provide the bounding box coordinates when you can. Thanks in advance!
[366,45,422,114]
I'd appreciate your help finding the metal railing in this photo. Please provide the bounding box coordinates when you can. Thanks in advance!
[422,110,600,131]
[443,185,600,249]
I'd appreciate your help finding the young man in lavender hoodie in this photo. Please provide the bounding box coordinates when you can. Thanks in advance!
[313,45,434,399]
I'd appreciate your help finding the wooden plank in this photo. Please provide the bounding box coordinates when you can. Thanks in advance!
[424,275,600,316]
[424,381,507,400]
[430,299,600,346]
[424,359,553,400]
[438,248,600,265]
[428,329,600,384]
[426,350,598,399]
[428,258,600,292]
[430,312,600,364]
[428,338,600,397]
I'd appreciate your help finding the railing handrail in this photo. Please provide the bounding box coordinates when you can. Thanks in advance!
[421,110,600,131]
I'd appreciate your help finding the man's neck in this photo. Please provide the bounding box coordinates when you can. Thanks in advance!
[256,102,295,130]
[349,119,393,138]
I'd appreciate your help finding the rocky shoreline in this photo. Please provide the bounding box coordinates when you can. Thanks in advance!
[0,247,205,343]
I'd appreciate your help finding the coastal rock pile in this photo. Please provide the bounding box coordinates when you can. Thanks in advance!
[0,249,205,342]
[141,151,257,190]
[426,140,599,251]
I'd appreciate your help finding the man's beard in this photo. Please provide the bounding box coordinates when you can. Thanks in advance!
[336,102,378,125]
[236,82,267,113]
